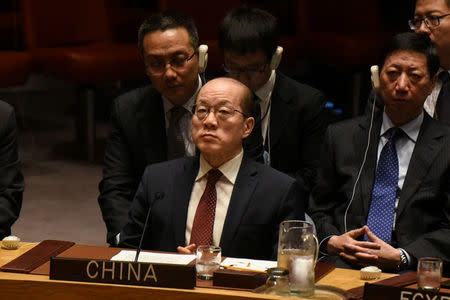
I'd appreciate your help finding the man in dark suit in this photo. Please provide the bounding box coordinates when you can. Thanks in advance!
[411,0,450,123]
[119,78,305,260]
[0,100,24,239]
[218,7,327,191]
[310,33,450,272]
[98,12,262,246]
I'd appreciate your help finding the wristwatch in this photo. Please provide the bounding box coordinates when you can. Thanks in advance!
[398,249,408,270]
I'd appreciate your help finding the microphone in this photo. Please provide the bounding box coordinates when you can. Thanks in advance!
[134,192,165,262]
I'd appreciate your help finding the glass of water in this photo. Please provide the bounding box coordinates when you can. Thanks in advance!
[195,245,221,280]
[417,257,442,292]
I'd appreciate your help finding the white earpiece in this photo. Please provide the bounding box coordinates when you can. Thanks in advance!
[198,44,208,73]
[269,46,283,70]
[370,65,380,92]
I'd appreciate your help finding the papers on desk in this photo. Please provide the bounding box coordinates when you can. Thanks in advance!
[111,250,195,265]
[221,257,277,273]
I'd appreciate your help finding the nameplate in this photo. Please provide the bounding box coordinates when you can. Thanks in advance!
[50,257,196,289]
[363,283,450,300]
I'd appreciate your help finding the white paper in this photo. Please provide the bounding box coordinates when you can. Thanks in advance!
[221,257,277,272]
[111,250,195,265]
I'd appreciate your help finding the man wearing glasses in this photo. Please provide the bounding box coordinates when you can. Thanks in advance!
[98,12,204,246]
[410,0,450,124]
[218,7,328,193]
[119,77,305,259]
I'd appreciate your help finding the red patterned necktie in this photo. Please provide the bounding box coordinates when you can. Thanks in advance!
[190,169,222,246]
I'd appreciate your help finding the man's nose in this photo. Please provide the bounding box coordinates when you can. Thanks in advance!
[395,73,410,91]
[203,110,218,126]
[415,21,431,34]
[163,64,177,79]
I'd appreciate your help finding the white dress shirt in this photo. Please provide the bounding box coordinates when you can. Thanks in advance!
[255,70,276,145]
[185,150,244,246]
[424,69,449,118]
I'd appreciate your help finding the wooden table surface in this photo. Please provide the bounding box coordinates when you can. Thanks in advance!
[0,242,397,300]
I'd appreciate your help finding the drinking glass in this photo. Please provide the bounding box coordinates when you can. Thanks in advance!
[417,257,442,293]
[195,245,221,280]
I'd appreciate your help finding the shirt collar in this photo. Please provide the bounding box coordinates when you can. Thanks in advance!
[381,110,423,142]
[255,70,276,103]
[163,75,202,114]
[196,149,244,184]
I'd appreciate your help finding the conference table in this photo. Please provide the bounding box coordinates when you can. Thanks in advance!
[0,242,398,300]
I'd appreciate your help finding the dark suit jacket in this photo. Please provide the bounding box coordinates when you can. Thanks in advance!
[98,86,264,244]
[0,101,24,239]
[119,155,306,260]
[252,72,327,191]
[310,111,450,268]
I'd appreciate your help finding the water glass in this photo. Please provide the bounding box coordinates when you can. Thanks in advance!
[195,245,221,280]
[417,257,442,292]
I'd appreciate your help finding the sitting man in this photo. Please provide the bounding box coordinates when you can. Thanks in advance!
[219,6,327,192]
[0,100,24,239]
[98,11,262,246]
[310,32,450,272]
[119,78,305,260]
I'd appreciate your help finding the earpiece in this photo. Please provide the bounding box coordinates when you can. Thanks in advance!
[269,46,283,71]
[370,65,380,92]
[198,44,208,73]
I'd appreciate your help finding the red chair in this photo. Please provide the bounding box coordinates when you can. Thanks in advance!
[21,0,146,161]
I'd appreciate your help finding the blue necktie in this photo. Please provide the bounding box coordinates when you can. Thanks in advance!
[365,127,402,243]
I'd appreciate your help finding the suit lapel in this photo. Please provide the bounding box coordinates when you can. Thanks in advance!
[268,73,291,149]
[358,113,382,217]
[397,114,446,217]
[138,88,167,163]
[172,157,199,247]
[219,156,258,254]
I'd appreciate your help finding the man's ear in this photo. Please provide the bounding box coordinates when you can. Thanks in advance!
[242,117,255,139]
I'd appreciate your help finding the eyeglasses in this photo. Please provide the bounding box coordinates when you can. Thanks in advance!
[223,63,268,76]
[146,52,196,74]
[408,14,450,30]
[192,104,248,121]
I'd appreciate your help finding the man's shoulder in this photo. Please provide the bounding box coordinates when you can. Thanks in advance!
[328,115,368,134]
[245,157,296,185]
[143,156,198,176]
[0,100,13,116]
[275,72,325,104]
[113,85,161,112]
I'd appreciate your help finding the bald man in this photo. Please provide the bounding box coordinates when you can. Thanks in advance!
[119,78,305,260]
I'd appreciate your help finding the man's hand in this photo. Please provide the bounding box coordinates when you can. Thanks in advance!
[177,243,197,254]
[327,226,380,256]
[341,227,401,270]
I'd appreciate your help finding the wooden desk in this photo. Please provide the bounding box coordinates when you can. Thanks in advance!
[0,243,396,299]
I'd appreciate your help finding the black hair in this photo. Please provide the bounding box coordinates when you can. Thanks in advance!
[137,11,199,56]
[380,32,440,77]
[218,6,278,60]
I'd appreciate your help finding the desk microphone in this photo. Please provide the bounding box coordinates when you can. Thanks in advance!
[134,192,165,262]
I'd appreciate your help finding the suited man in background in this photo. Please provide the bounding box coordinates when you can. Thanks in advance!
[218,6,327,192]
[0,100,24,239]
[411,0,450,123]
[310,33,450,272]
[98,12,202,246]
[120,78,305,260]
